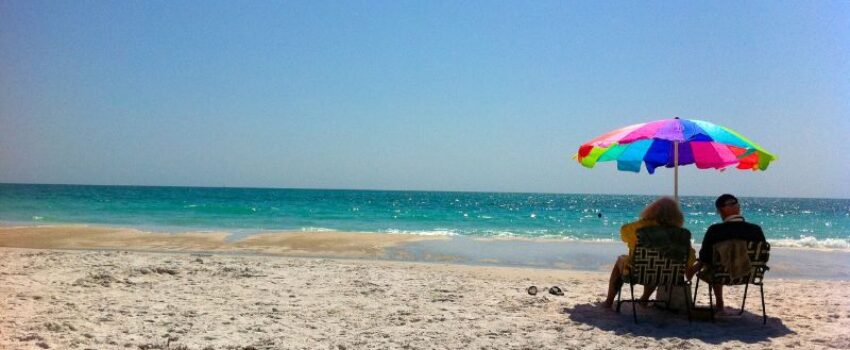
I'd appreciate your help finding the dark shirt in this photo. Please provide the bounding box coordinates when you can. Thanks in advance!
[698,217,766,264]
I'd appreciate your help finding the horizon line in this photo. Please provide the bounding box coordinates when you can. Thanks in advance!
[1,182,847,200]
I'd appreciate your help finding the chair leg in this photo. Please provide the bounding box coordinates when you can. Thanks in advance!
[616,283,622,312]
[630,283,637,323]
[682,282,692,323]
[708,284,715,323]
[760,284,767,325]
[740,282,750,315]
[693,278,700,304]
[664,282,675,310]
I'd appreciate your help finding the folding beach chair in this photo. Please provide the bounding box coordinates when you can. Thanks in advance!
[693,240,770,324]
[616,227,692,323]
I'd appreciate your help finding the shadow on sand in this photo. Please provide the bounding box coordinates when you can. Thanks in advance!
[563,303,794,344]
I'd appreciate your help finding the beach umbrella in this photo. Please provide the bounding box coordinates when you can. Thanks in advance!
[574,117,776,200]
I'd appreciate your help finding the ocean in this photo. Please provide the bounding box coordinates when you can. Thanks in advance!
[1,183,848,249]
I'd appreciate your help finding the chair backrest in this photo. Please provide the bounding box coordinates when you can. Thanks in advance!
[628,226,692,286]
[707,240,770,285]
[630,245,688,286]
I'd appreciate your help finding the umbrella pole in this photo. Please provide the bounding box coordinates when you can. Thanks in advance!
[674,141,679,201]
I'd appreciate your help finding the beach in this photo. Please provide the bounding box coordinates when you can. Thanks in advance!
[4,0,849,348]
[2,226,850,349]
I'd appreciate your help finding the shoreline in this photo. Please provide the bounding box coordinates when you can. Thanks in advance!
[2,221,849,250]
[1,224,848,281]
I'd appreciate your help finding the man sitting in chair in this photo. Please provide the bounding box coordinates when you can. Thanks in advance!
[687,194,766,313]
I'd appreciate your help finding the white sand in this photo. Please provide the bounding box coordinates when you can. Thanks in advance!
[2,245,849,350]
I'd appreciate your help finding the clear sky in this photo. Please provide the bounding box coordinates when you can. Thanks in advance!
[1,1,848,198]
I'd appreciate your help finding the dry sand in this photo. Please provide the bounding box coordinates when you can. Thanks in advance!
[1,227,849,349]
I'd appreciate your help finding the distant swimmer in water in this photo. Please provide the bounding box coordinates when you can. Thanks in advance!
[598,212,602,218]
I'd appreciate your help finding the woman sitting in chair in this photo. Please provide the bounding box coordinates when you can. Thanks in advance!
[602,196,696,308]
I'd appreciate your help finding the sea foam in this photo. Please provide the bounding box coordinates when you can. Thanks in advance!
[770,236,850,250]
[299,227,338,232]
[384,229,458,236]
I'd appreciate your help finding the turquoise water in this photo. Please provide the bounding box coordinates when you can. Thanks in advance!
[1,184,848,248]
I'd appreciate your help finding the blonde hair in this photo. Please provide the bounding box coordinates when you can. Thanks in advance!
[639,196,684,227]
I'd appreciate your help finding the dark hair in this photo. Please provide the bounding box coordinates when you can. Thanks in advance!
[715,194,738,209]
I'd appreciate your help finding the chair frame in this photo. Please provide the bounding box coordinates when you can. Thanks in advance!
[615,245,692,323]
[693,240,770,324]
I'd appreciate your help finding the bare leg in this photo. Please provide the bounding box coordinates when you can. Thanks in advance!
[713,284,724,311]
[603,255,627,308]
[686,261,703,281]
[640,286,655,302]
[630,285,657,309]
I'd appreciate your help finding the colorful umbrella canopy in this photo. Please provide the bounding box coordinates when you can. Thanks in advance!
[575,118,776,174]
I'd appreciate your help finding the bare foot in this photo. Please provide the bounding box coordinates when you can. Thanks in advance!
[715,306,740,317]
[713,304,730,315]
[599,300,614,310]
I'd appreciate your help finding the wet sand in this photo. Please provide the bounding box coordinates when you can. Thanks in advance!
[0,225,443,258]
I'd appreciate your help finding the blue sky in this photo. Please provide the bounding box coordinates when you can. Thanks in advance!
[1,1,848,198]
